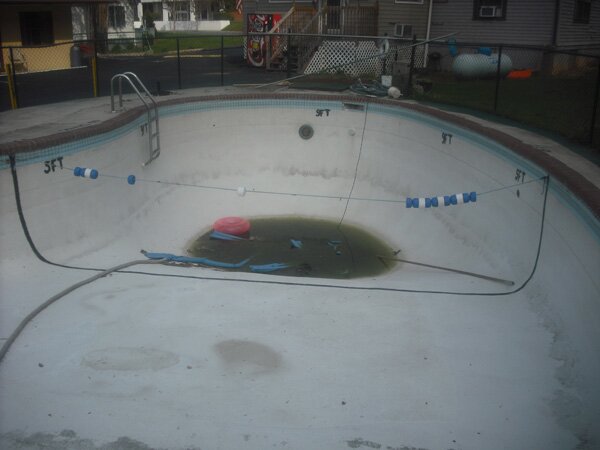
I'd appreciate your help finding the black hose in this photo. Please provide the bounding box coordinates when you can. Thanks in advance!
[8,155,550,302]
[9,155,99,273]
[0,259,166,364]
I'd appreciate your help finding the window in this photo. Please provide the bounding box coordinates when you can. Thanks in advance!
[394,24,413,38]
[19,11,54,45]
[473,0,506,20]
[574,0,591,23]
[175,2,190,21]
[108,5,126,28]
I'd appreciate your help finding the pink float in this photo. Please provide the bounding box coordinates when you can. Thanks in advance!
[213,216,251,236]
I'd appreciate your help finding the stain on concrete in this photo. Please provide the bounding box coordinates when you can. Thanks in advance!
[0,430,200,450]
[346,438,429,450]
[386,446,430,450]
[347,438,382,449]
[214,340,282,374]
[525,282,598,449]
[81,347,179,371]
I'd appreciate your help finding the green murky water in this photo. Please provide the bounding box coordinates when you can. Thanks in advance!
[188,216,396,279]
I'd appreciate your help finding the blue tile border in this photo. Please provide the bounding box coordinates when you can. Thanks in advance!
[1,93,598,237]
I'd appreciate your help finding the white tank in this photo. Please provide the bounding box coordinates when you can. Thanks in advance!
[452,53,513,79]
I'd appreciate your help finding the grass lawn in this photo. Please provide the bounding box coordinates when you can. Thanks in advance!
[415,72,599,145]
[153,21,243,53]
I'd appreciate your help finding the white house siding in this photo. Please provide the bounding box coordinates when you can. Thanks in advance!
[107,2,137,38]
[71,6,91,40]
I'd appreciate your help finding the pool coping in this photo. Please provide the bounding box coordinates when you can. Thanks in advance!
[1,92,598,222]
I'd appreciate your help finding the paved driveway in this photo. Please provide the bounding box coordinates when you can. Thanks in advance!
[0,47,288,112]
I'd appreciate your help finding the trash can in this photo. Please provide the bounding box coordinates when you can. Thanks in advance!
[428,52,441,72]
[70,44,82,67]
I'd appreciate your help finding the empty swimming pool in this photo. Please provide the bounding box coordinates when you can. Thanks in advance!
[0,92,599,450]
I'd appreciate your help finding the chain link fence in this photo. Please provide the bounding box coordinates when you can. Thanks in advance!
[1,34,599,149]
[414,41,600,148]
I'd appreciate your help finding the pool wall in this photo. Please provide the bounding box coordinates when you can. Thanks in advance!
[1,93,599,449]
[1,96,597,292]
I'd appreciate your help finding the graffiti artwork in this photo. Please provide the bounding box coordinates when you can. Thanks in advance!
[246,14,281,67]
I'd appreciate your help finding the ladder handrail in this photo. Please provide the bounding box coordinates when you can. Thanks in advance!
[123,71,158,112]
[110,72,160,166]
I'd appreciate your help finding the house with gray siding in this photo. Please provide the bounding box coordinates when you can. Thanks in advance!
[242,0,600,73]
[555,0,600,49]
[429,0,600,49]
[427,0,600,72]
[378,0,431,40]
[242,0,432,70]
[242,0,435,37]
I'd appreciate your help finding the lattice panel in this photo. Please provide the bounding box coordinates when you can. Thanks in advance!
[304,40,383,76]
[304,40,426,77]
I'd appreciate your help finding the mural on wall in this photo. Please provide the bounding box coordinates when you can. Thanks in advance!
[246,14,281,67]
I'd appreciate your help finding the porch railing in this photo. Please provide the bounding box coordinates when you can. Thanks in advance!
[266,6,314,70]
[295,10,326,72]
[266,3,378,71]
[324,4,378,36]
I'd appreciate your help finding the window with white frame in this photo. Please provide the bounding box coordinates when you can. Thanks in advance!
[175,1,190,21]
[394,24,413,38]
[473,0,506,20]
[108,4,126,28]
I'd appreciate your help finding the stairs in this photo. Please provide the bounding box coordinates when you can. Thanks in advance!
[267,42,299,73]
[266,6,315,72]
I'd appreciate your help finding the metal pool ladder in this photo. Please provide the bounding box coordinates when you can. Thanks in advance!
[110,72,160,166]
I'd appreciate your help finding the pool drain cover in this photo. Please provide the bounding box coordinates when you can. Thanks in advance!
[299,124,314,140]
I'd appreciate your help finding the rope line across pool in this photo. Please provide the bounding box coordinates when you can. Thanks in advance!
[64,166,546,204]
[9,155,551,301]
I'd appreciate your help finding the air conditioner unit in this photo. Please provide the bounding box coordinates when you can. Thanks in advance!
[480,6,497,17]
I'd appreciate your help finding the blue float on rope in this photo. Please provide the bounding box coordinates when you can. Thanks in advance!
[406,192,477,208]
[73,167,98,179]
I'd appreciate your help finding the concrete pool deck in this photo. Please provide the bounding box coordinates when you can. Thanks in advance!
[1,88,599,450]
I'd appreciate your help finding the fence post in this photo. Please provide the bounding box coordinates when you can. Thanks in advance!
[286,34,292,78]
[177,37,182,90]
[590,56,600,146]
[8,47,19,108]
[494,45,503,112]
[220,35,224,86]
[407,35,417,96]
[92,42,99,97]
[6,64,17,109]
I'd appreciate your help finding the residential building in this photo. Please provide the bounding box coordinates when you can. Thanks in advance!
[429,0,599,49]
[133,0,229,32]
[242,0,433,70]
[0,0,107,72]
[72,1,229,40]
[428,0,600,71]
